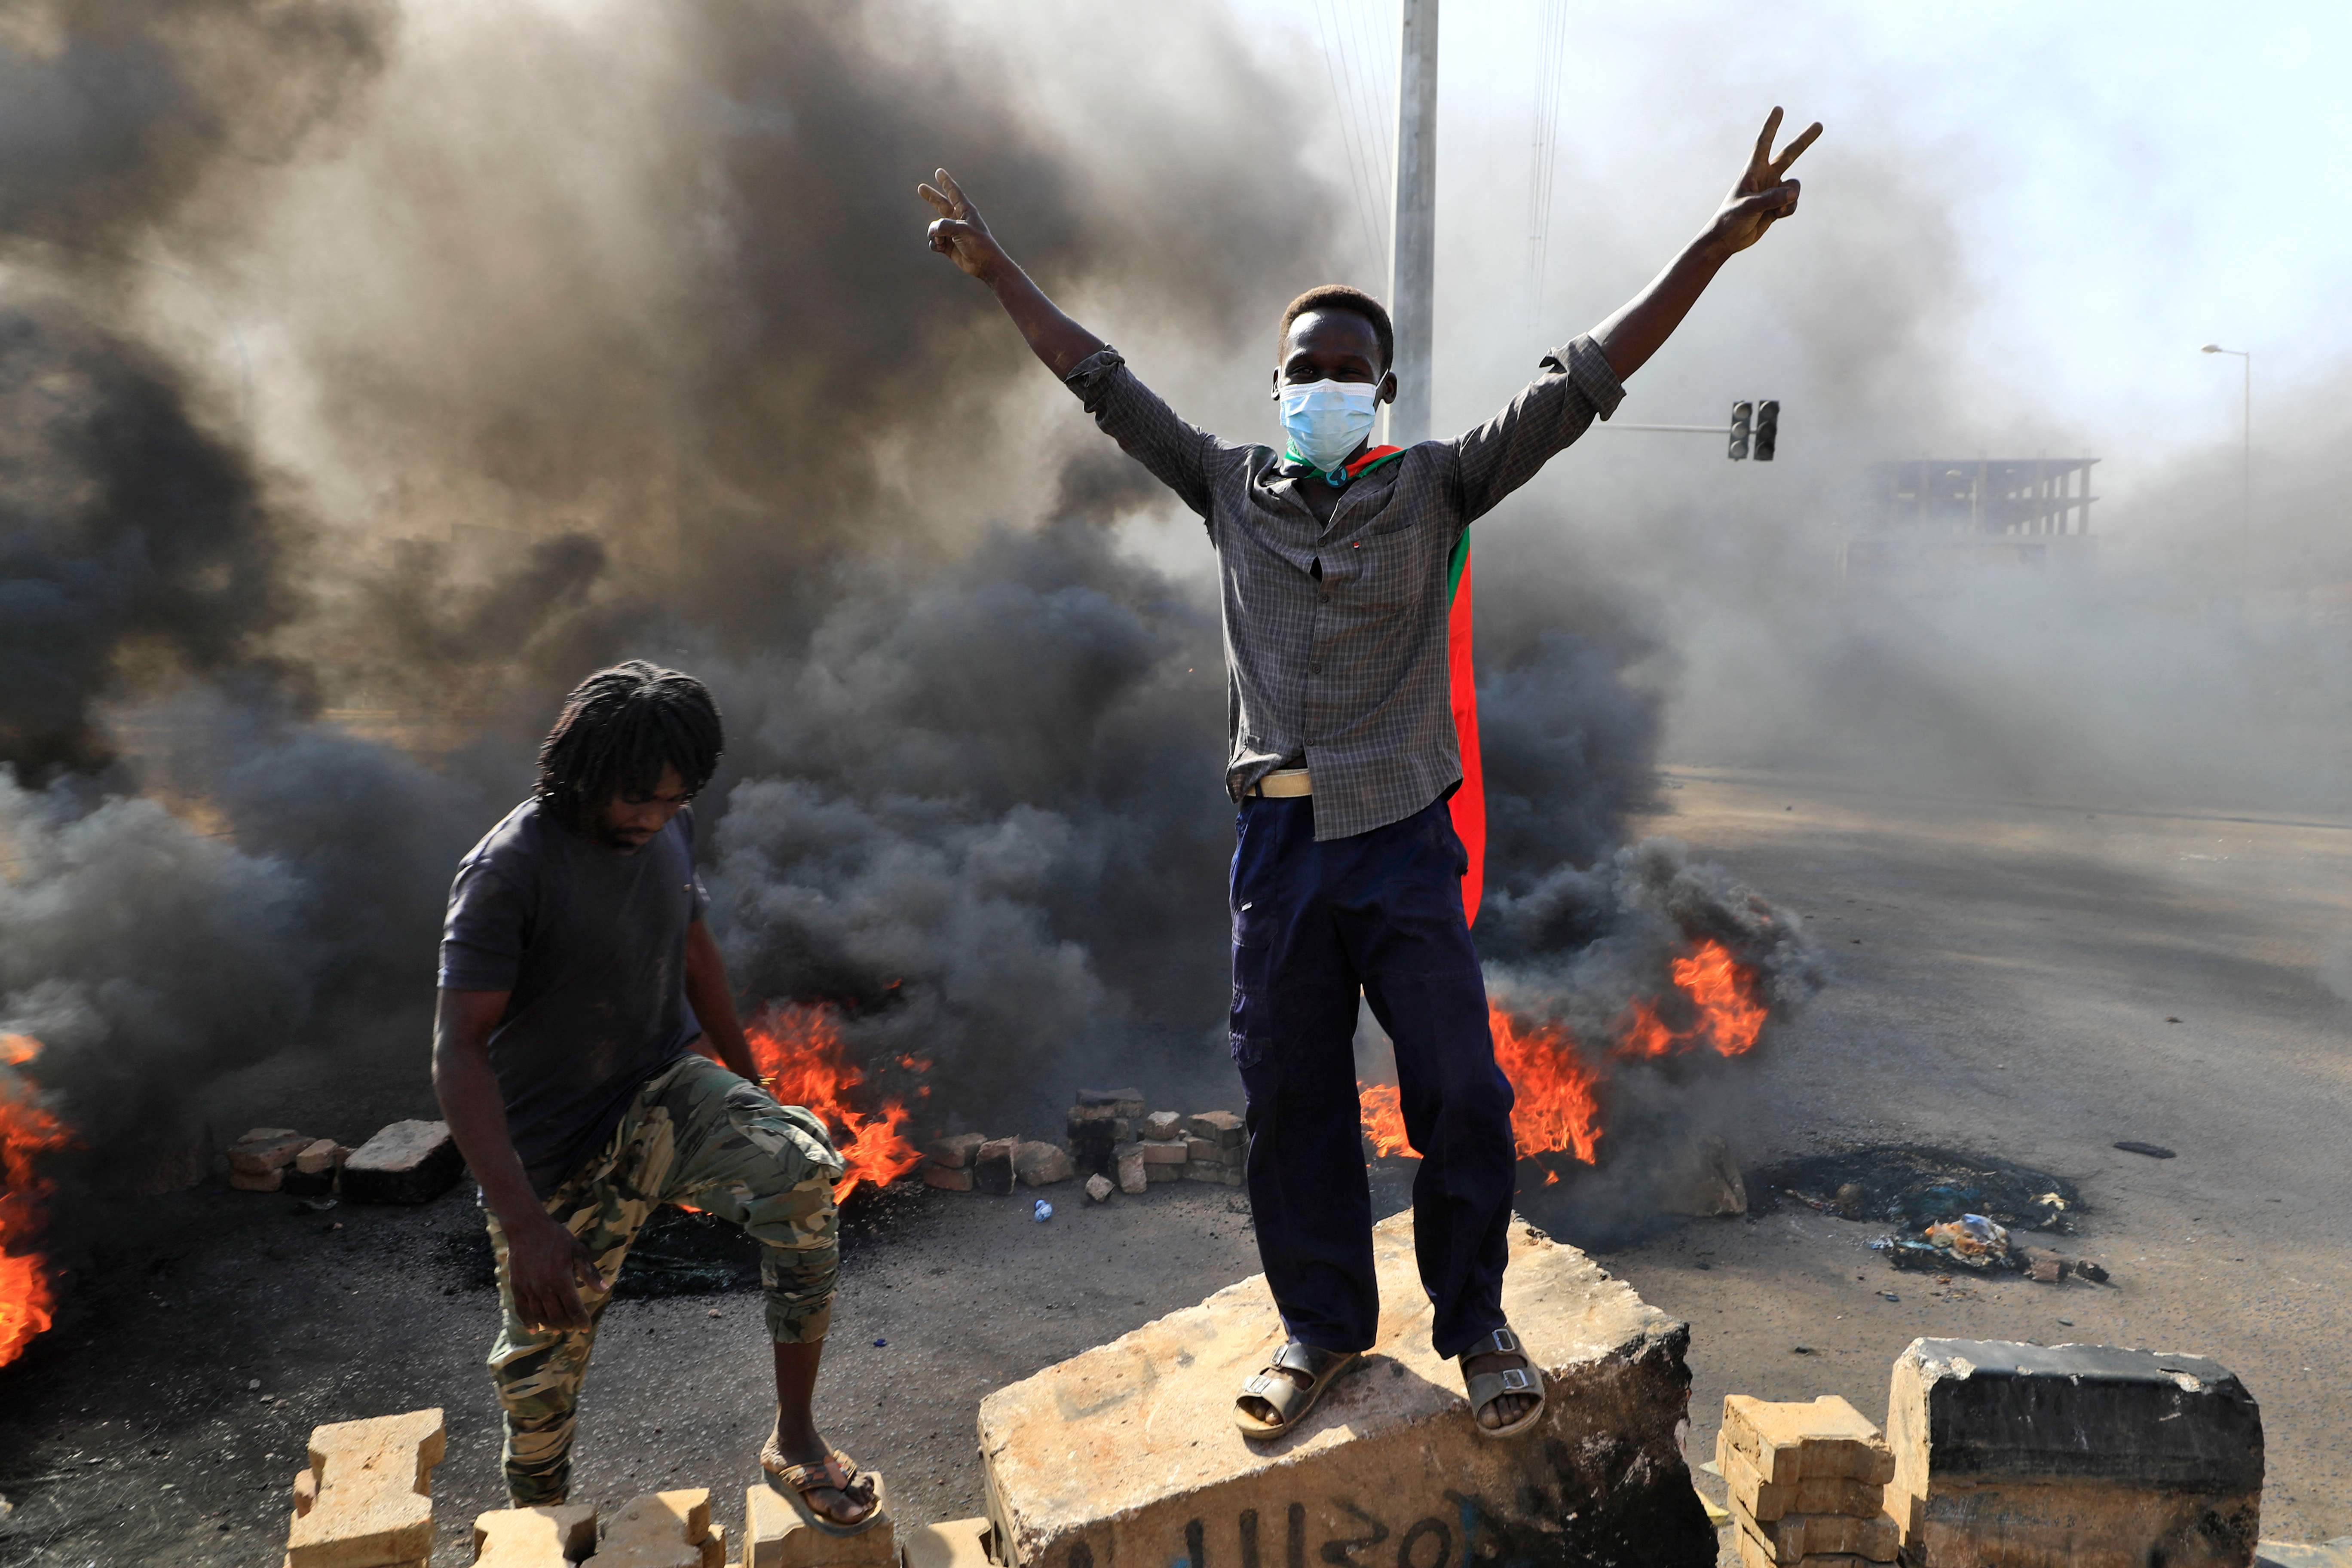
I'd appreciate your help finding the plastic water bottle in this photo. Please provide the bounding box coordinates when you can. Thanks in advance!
[1033,1199,1054,1222]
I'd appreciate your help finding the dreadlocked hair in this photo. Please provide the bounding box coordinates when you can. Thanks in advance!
[536,661,724,830]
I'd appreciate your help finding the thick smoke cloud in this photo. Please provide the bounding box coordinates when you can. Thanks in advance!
[0,0,1819,1212]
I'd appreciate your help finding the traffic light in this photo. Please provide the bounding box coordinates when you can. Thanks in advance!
[1753,399,1780,461]
[1728,401,1752,461]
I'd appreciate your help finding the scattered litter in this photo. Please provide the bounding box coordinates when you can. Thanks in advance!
[248,1379,261,1390]
[1922,1213,2011,1267]
[1878,1291,1900,1302]
[2057,1318,2073,1326]
[873,1338,887,1348]
[2113,1140,2176,1159]
[300,1196,337,1212]
[1790,1345,1815,1355]
[2165,1016,2181,1023]
[1033,1199,1054,1223]
[706,1309,722,1319]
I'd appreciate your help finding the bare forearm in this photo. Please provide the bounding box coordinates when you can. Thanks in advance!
[429,992,542,1227]
[1588,230,1732,383]
[980,254,1105,380]
[684,922,755,1080]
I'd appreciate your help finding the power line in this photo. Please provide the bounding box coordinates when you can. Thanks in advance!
[1525,0,1570,328]
[1310,0,1387,275]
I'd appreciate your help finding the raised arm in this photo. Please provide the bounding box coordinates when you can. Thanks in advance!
[1590,108,1821,381]
[920,170,1105,377]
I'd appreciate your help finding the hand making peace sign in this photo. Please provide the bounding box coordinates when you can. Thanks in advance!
[1709,107,1822,255]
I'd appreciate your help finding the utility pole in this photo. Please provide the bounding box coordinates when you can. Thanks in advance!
[1388,0,1439,446]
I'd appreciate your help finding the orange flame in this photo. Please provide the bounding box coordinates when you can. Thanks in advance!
[743,1005,925,1204]
[1673,942,1767,1057]
[2,1038,77,1369]
[1358,940,1764,1171]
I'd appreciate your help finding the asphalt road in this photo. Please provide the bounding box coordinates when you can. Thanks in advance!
[0,766,2341,1562]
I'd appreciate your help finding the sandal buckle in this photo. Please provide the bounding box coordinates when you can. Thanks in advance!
[1487,1327,1521,1355]
[1499,1368,1534,1392]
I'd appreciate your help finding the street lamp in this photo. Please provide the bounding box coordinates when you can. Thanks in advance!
[2202,343,2251,574]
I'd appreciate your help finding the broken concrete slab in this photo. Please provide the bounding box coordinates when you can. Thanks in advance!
[1113,1143,1146,1195]
[1084,1174,1113,1204]
[1138,1140,1187,1165]
[928,1134,986,1170]
[284,1407,444,1568]
[295,1138,346,1176]
[1014,1142,1075,1187]
[1721,1395,1894,1489]
[1183,1136,1236,1167]
[232,1165,287,1193]
[1721,1443,1888,1522]
[1140,1112,1185,1142]
[1144,1163,1179,1185]
[922,1165,975,1193]
[342,1121,462,1206]
[978,1209,1714,1568]
[1886,1339,2263,1568]
[974,1139,1019,1197]
[743,1476,895,1568]
[903,1518,994,1568]
[1658,1135,1747,1217]
[474,1502,598,1565]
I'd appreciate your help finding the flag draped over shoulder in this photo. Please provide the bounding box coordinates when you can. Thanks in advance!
[1341,445,1484,925]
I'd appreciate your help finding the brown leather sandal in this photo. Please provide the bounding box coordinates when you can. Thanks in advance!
[760,1440,882,1534]
[1234,1341,1362,1439]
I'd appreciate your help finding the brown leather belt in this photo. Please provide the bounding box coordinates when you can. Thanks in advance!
[1248,767,1312,799]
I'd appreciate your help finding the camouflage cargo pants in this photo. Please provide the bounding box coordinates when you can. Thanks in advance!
[486,1051,843,1505]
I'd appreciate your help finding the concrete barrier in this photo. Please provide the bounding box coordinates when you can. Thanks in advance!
[978,1210,1713,1568]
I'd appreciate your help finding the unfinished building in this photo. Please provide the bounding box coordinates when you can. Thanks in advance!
[1843,457,2099,579]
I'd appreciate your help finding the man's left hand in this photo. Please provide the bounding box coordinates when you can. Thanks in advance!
[1707,107,1821,257]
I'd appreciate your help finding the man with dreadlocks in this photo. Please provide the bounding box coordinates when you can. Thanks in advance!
[433,661,879,1528]
[917,110,1818,1441]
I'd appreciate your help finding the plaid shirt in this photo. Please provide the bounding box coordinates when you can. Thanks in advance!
[1065,334,1624,840]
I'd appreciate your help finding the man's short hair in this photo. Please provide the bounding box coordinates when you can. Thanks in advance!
[536,660,724,827]
[1278,285,1394,372]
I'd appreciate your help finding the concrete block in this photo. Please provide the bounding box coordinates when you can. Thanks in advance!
[1140,1112,1185,1142]
[1074,1087,1145,1118]
[922,1164,975,1193]
[587,1489,711,1568]
[1084,1174,1113,1204]
[1720,1396,1894,1489]
[1014,1142,1075,1187]
[902,1518,993,1568]
[1721,1442,1887,1522]
[1183,1137,1236,1167]
[979,1210,1715,1568]
[1732,1533,1879,1568]
[1181,1163,1243,1187]
[1139,1140,1188,1165]
[474,1503,598,1564]
[1114,1143,1147,1195]
[343,1121,462,1205]
[1144,1163,1180,1184]
[232,1128,309,1175]
[744,1475,895,1568]
[233,1165,288,1193]
[1738,1508,1899,1563]
[1886,1339,2263,1568]
[928,1134,986,1170]
[295,1139,346,1176]
[974,1139,1019,1197]
[284,1408,444,1568]
[1187,1110,1244,1146]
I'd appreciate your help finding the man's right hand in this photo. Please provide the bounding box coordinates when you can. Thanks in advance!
[504,1210,605,1333]
[919,169,1006,281]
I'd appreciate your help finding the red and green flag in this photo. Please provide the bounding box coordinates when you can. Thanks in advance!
[1340,446,1485,925]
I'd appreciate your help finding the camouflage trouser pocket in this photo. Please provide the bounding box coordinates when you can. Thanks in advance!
[484,1052,845,1505]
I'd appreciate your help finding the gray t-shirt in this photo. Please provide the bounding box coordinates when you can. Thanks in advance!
[438,797,711,1194]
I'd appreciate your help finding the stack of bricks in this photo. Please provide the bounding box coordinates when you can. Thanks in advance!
[230,1127,348,1196]
[284,1408,445,1568]
[1180,1111,1245,1187]
[922,1133,1074,1195]
[1717,1394,1900,1568]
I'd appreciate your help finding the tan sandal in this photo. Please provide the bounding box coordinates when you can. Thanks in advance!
[760,1440,882,1534]
[1460,1326,1545,1440]
[1234,1341,1361,1439]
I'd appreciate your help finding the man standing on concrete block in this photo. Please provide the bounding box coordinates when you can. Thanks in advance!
[434,662,878,1529]
[916,110,1819,1439]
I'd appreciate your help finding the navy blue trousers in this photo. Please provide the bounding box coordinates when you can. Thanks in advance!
[1228,793,1517,1360]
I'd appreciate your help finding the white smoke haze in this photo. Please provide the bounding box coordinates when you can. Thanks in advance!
[6,0,2338,1225]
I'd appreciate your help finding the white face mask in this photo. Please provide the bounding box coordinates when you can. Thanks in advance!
[1279,378,1379,475]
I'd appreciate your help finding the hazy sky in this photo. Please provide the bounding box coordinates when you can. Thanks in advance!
[1224,1,2349,502]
